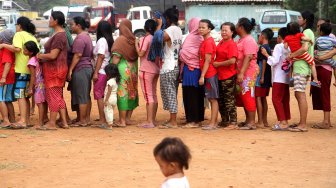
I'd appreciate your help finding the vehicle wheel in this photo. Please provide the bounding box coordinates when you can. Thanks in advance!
[134,30,146,38]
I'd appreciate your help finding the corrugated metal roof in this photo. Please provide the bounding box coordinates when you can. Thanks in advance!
[182,0,283,2]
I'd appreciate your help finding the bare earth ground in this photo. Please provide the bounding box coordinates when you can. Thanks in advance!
[1,82,336,188]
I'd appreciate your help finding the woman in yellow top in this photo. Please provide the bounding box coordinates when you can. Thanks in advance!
[0,16,39,129]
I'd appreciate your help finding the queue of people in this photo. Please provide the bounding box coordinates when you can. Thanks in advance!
[0,8,335,132]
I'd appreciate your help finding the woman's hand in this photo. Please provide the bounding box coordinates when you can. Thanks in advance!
[198,76,205,86]
[213,61,220,68]
[92,72,98,82]
[26,88,33,97]
[0,77,5,86]
[67,71,73,81]
[237,72,244,83]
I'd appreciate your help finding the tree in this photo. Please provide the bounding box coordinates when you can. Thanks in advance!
[20,0,69,12]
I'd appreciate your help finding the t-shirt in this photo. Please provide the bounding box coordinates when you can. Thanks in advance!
[161,25,183,74]
[27,56,43,84]
[199,37,217,78]
[104,78,118,102]
[13,31,39,74]
[93,37,111,75]
[215,39,238,80]
[139,35,159,74]
[72,32,94,72]
[236,35,259,84]
[284,33,305,52]
[316,36,336,51]
[256,44,272,88]
[0,48,15,84]
[266,43,290,84]
[293,29,315,76]
[161,176,190,188]
[43,32,68,88]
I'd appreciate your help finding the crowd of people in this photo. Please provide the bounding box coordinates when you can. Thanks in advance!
[0,7,335,133]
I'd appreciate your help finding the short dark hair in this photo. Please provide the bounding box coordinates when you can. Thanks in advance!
[221,22,237,38]
[51,11,65,27]
[261,28,274,41]
[144,19,157,35]
[287,22,301,35]
[237,17,256,34]
[278,27,288,39]
[153,137,191,170]
[164,5,179,26]
[200,19,215,30]
[301,10,315,30]
[73,16,90,30]
[319,22,332,36]
[24,41,39,56]
[104,63,120,83]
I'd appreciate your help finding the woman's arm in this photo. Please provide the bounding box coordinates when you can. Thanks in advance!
[27,66,36,96]
[262,45,282,66]
[0,44,21,53]
[289,42,309,58]
[213,57,236,68]
[260,60,266,84]
[93,54,105,82]
[135,39,146,57]
[237,54,253,83]
[67,53,82,81]
[37,48,61,61]
[0,63,11,86]
[199,53,212,85]
[316,48,336,60]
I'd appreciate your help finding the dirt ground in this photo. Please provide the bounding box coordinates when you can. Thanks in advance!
[1,82,336,188]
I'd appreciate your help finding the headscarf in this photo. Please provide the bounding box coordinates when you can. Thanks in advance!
[111,19,138,62]
[148,11,166,62]
[179,17,203,69]
[0,29,14,44]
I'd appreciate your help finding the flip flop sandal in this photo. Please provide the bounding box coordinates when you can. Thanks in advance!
[202,126,218,130]
[182,123,200,129]
[288,127,308,132]
[238,122,247,127]
[311,124,330,129]
[112,122,126,128]
[0,124,11,129]
[138,123,155,128]
[271,124,288,131]
[36,126,57,131]
[223,125,239,130]
[9,123,27,129]
[239,124,256,130]
[99,124,112,130]
[310,81,321,88]
[288,124,298,128]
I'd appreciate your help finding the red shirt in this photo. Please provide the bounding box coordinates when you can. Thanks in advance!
[199,37,217,78]
[284,33,304,52]
[216,39,238,80]
[0,48,15,84]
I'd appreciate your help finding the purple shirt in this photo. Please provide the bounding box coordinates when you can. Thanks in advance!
[72,32,93,72]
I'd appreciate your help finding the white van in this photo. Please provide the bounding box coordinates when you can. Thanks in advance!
[0,11,20,32]
[258,9,301,38]
[126,6,152,37]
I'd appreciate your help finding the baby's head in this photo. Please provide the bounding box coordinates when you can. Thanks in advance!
[287,22,301,35]
[319,22,332,36]
[153,137,191,177]
[0,29,14,45]
[104,63,120,82]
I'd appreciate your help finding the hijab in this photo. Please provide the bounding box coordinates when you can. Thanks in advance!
[111,19,138,62]
[179,18,203,69]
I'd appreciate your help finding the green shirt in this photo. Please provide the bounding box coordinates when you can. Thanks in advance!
[13,31,38,74]
[292,29,315,76]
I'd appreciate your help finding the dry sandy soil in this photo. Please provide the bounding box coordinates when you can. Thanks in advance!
[1,82,336,188]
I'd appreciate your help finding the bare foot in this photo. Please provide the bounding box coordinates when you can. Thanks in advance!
[126,120,137,125]
[256,123,266,129]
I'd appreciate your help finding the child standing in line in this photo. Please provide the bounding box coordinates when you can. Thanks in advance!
[0,29,15,128]
[198,19,219,130]
[315,22,336,86]
[283,22,320,87]
[102,63,119,130]
[24,41,48,129]
[261,27,291,131]
[255,28,274,128]
[154,137,191,188]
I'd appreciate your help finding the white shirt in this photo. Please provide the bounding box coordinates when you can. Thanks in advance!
[104,78,118,103]
[161,176,190,188]
[93,37,111,75]
[267,43,290,84]
[161,25,183,74]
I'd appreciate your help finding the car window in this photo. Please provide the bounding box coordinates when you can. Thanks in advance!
[290,15,298,22]
[143,10,148,19]
[262,11,287,24]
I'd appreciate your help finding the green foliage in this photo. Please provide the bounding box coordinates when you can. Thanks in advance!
[285,0,336,24]
[20,0,69,12]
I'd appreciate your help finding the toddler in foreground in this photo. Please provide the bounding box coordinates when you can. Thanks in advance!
[154,137,191,188]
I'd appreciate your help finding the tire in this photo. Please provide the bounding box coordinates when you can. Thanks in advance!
[134,30,146,38]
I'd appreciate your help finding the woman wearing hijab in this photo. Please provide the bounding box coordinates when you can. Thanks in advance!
[179,17,204,128]
[111,19,139,127]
